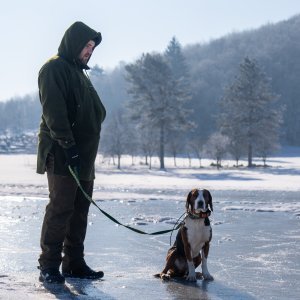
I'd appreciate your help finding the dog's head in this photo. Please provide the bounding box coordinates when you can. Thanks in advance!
[186,188,213,214]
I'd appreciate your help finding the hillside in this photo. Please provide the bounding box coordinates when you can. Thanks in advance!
[184,14,300,145]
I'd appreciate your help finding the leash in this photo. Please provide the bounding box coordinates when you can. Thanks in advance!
[169,212,186,245]
[68,166,182,236]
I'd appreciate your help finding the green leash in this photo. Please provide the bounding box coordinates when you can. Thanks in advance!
[68,166,183,236]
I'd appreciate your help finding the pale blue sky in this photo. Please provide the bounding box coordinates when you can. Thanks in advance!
[0,0,300,101]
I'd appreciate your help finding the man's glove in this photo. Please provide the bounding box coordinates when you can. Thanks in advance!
[64,145,80,174]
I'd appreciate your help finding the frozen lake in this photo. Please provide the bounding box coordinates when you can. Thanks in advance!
[0,188,299,299]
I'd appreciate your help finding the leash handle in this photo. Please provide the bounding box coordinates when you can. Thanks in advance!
[68,166,181,236]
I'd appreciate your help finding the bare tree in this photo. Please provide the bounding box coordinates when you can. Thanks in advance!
[138,127,157,169]
[187,139,204,168]
[204,132,230,169]
[101,110,127,169]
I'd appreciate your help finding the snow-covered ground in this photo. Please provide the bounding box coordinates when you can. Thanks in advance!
[0,150,299,299]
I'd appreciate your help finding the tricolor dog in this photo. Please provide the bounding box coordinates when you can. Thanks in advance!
[155,189,214,281]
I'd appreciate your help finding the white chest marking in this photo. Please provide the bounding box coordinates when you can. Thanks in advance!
[184,217,211,258]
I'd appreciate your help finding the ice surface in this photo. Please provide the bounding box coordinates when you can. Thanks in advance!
[0,153,299,299]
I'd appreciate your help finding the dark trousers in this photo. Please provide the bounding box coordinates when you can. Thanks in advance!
[39,155,93,270]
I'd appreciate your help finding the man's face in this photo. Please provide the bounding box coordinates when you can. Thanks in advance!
[78,40,96,64]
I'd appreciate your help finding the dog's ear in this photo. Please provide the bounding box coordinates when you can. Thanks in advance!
[186,191,192,212]
[203,189,213,212]
[186,189,198,212]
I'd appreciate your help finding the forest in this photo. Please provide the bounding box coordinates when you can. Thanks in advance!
[0,14,299,164]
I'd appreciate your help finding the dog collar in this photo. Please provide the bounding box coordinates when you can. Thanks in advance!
[187,210,211,226]
[188,209,211,219]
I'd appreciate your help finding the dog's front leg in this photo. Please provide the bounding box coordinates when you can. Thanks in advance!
[181,227,197,281]
[201,242,214,281]
[186,260,197,281]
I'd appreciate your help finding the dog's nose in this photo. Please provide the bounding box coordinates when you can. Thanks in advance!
[197,200,204,209]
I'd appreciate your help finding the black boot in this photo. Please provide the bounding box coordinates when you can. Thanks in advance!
[39,267,65,284]
[62,263,104,280]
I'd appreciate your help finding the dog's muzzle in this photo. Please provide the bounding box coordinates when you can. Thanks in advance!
[195,200,206,213]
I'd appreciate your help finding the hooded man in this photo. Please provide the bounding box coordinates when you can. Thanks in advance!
[37,21,106,284]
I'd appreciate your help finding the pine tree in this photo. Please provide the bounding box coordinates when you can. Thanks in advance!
[219,57,282,167]
[165,37,191,92]
[165,37,194,161]
[125,53,192,169]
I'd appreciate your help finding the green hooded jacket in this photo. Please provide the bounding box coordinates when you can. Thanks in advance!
[37,21,106,180]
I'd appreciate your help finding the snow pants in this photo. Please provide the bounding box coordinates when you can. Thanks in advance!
[38,154,93,270]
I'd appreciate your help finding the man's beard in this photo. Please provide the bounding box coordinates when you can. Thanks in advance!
[80,55,90,65]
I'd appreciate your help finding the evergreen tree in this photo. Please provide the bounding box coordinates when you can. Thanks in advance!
[219,57,282,167]
[165,37,191,92]
[90,63,130,114]
[125,53,192,169]
[165,37,194,161]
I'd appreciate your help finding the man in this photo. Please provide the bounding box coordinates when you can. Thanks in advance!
[36,21,106,284]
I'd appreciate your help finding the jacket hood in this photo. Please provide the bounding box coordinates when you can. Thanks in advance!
[58,21,102,67]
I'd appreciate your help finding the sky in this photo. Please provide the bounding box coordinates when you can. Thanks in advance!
[0,0,300,102]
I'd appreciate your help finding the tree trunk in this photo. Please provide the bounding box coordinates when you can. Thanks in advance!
[263,156,267,167]
[217,158,221,169]
[248,144,253,167]
[159,124,165,169]
[117,154,121,169]
[173,154,177,167]
[187,154,191,167]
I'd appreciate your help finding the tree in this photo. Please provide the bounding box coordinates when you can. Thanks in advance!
[165,37,191,96]
[186,139,204,168]
[256,112,281,166]
[219,57,282,167]
[138,127,157,169]
[123,122,139,166]
[90,63,130,114]
[167,130,185,167]
[165,37,194,166]
[204,132,229,169]
[101,109,127,169]
[125,53,192,169]
[0,94,40,132]
[227,136,246,167]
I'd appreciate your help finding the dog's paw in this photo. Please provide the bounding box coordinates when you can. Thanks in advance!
[185,273,197,282]
[203,273,214,281]
[196,272,203,279]
[154,273,169,280]
[161,273,171,281]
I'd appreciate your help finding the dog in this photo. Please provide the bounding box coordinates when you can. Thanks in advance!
[155,188,214,281]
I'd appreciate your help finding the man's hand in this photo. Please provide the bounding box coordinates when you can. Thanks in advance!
[64,145,80,175]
